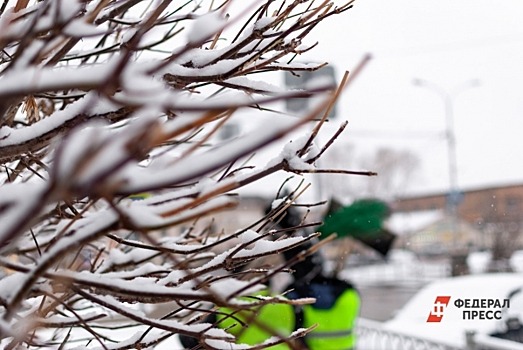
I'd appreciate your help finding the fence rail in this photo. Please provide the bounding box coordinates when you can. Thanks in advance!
[356,318,459,350]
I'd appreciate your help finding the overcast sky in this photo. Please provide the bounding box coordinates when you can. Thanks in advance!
[293,0,523,196]
[223,1,523,202]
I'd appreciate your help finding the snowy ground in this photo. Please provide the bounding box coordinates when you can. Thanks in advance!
[340,252,450,288]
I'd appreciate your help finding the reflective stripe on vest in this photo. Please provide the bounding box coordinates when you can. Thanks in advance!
[306,329,352,338]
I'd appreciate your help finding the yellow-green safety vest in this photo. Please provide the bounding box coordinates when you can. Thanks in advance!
[217,288,360,349]
[217,295,295,350]
[302,288,360,350]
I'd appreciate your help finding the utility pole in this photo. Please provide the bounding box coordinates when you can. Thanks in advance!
[413,78,480,275]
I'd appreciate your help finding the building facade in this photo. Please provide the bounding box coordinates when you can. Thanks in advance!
[393,183,523,258]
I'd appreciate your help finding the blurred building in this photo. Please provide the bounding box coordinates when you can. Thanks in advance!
[392,183,523,260]
[391,213,480,257]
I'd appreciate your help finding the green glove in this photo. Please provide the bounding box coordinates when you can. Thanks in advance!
[318,199,395,256]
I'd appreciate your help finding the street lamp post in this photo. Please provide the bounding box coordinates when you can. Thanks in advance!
[413,78,480,275]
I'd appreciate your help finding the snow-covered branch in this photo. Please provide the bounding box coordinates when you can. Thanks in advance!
[0,0,360,348]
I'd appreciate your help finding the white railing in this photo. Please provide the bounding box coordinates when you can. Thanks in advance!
[355,318,459,350]
[355,318,523,350]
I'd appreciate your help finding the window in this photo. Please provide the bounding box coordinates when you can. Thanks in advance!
[506,196,521,213]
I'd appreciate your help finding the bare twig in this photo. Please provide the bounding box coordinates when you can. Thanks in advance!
[0,1,362,348]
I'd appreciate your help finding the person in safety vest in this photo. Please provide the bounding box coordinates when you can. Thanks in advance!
[276,202,361,350]
[180,199,362,349]
[214,291,297,350]
[286,273,360,350]
[178,291,297,349]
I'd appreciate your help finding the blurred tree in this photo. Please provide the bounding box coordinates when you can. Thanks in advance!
[361,148,420,199]
[322,144,420,201]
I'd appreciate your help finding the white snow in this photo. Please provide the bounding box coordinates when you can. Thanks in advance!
[122,114,298,193]
[0,94,96,147]
[0,62,115,98]
[0,181,48,245]
[385,209,444,236]
[223,76,286,94]
[510,250,523,272]
[166,56,251,77]
[234,235,306,258]
[187,12,227,43]
[0,272,27,300]
[209,278,265,299]
[57,270,206,299]
[254,17,277,30]
[64,19,107,37]
[103,248,158,267]
[467,251,492,274]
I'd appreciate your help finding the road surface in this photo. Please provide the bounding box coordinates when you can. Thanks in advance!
[358,283,423,321]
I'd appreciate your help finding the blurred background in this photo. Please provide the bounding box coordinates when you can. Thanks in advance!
[214,0,523,326]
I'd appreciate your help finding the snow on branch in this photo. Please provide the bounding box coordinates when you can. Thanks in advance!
[0,0,362,349]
